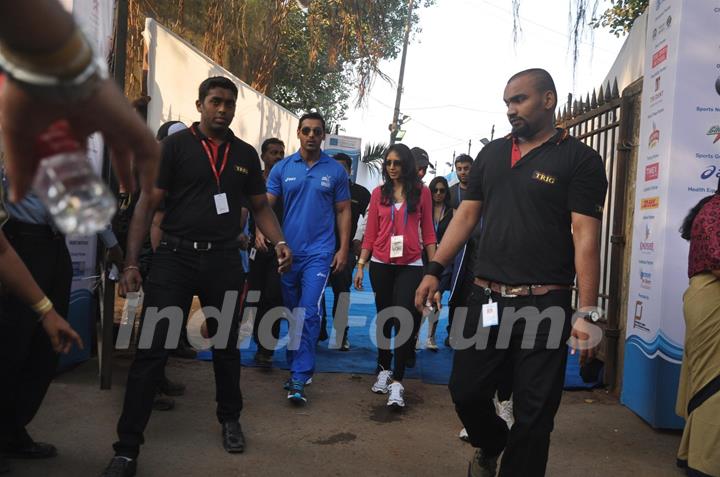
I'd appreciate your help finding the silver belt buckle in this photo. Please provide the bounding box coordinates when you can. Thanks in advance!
[193,241,212,251]
[500,285,519,298]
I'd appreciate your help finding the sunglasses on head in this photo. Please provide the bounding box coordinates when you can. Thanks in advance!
[385,159,402,167]
[432,187,447,193]
[300,127,324,136]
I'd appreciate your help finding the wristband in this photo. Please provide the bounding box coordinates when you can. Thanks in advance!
[0,26,107,103]
[123,265,140,272]
[424,260,445,279]
[0,27,92,79]
[275,241,287,247]
[31,296,54,318]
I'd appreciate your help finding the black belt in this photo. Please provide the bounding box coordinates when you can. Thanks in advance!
[473,278,571,297]
[3,219,62,238]
[161,232,243,252]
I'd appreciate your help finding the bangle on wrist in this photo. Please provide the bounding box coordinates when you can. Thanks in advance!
[31,296,54,319]
[275,241,287,248]
[424,260,445,279]
[357,258,367,266]
[123,265,140,272]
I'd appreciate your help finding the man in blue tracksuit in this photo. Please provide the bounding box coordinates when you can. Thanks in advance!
[266,112,351,403]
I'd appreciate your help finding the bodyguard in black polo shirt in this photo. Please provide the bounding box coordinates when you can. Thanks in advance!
[416,68,607,477]
[101,77,291,477]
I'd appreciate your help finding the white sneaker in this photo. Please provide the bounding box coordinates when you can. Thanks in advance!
[386,382,405,408]
[371,369,393,394]
[458,427,470,442]
[426,336,439,351]
[415,337,423,350]
[494,397,514,429]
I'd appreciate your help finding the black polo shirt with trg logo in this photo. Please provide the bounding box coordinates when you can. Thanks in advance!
[464,128,608,286]
[157,123,266,243]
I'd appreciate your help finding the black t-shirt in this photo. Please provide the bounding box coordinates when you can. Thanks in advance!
[464,129,608,285]
[450,182,482,241]
[157,123,266,242]
[247,175,284,257]
[350,181,371,241]
[449,183,466,210]
[334,180,371,251]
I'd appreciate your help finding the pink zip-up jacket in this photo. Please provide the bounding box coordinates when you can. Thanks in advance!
[362,184,436,265]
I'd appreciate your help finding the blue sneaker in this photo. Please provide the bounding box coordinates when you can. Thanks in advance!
[286,380,307,404]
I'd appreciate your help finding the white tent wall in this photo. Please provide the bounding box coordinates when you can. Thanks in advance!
[143,18,300,157]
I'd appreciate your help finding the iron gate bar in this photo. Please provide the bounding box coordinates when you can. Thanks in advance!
[558,80,629,392]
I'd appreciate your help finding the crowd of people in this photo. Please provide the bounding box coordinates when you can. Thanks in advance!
[1,2,718,477]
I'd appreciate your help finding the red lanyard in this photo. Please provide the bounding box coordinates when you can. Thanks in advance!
[201,140,230,190]
[192,126,230,190]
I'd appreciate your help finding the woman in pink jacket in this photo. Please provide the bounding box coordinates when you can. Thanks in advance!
[354,143,436,409]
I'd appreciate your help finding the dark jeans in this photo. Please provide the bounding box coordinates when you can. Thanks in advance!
[0,221,72,446]
[449,284,572,477]
[248,248,283,356]
[320,252,356,345]
[113,243,245,458]
[368,262,423,381]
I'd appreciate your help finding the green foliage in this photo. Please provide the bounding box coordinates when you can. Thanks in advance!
[361,143,388,177]
[131,0,435,126]
[590,0,649,36]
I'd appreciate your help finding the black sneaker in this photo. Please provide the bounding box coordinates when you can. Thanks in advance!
[221,421,245,453]
[100,456,137,477]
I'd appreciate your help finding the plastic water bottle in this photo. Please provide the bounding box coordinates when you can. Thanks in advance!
[31,122,116,235]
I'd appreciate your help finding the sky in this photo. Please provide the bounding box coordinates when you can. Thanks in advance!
[340,0,628,178]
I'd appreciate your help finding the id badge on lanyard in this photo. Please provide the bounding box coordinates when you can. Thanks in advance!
[389,204,407,259]
[214,193,229,214]
[196,128,231,216]
[390,235,404,258]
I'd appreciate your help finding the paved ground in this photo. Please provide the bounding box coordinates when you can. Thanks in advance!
[8,355,683,477]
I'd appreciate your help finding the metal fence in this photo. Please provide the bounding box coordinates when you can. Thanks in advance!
[556,78,642,391]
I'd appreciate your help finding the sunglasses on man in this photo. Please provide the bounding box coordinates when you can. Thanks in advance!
[300,127,324,136]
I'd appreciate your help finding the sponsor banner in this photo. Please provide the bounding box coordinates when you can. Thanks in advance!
[623,0,720,429]
[323,135,363,182]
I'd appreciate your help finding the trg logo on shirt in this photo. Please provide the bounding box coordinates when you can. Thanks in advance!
[234,165,248,174]
[532,170,557,185]
[285,177,297,182]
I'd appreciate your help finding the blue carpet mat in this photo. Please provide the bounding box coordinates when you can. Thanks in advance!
[197,270,601,388]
